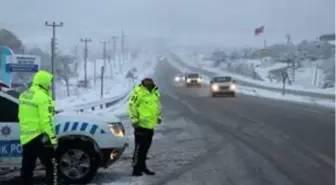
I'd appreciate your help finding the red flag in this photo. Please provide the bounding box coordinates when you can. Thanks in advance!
[254,26,264,36]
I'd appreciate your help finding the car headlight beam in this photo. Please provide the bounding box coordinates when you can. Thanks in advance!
[186,79,191,82]
[197,78,202,83]
[211,84,219,91]
[230,84,236,90]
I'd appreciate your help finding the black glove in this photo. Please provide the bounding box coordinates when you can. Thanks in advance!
[132,122,139,128]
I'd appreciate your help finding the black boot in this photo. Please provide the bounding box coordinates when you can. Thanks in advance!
[132,168,143,176]
[143,168,155,175]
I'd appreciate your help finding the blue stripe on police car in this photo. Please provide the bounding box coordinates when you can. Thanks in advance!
[55,122,105,135]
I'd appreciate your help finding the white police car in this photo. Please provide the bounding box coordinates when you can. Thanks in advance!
[0,90,128,184]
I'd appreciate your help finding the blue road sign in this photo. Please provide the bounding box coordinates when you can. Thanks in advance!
[6,63,39,72]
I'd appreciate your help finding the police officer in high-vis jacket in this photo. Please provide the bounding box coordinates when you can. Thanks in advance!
[18,70,58,185]
[128,77,162,176]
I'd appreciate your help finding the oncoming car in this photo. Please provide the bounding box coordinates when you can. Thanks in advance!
[210,76,236,97]
[0,90,128,184]
[174,73,186,82]
[185,73,203,87]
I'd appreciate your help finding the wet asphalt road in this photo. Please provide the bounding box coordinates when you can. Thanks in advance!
[154,58,335,185]
[169,52,335,101]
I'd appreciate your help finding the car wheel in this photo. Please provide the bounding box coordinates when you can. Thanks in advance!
[212,93,216,97]
[232,92,236,97]
[57,140,99,184]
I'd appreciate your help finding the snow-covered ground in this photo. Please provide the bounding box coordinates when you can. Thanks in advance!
[55,52,157,111]
[88,96,222,185]
[172,51,335,95]
[168,54,335,108]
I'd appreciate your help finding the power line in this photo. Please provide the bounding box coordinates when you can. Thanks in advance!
[45,21,63,100]
[80,38,92,88]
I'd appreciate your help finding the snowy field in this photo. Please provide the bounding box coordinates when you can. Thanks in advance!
[168,54,335,108]
[172,50,335,95]
[55,52,157,111]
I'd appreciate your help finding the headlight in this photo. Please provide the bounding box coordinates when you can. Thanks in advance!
[230,84,236,90]
[211,84,219,91]
[186,79,191,82]
[108,122,125,137]
[197,78,202,82]
[175,77,180,81]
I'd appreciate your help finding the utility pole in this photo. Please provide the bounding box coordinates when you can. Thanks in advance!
[80,38,92,88]
[313,62,319,86]
[111,36,119,75]
[101,40,110,68]
[111,36,119,61]
[286,34,292,45]
[120,30,126,62]
[45,21,63,100]
[94,59,96,86]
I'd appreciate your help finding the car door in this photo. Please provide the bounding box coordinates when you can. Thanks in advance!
[0,95,22,167]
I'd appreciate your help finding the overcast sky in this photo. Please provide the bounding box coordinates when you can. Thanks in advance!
[0,0,334,50]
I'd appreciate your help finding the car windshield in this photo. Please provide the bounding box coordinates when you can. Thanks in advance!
[213,77,232,82]
[187,74,199,78]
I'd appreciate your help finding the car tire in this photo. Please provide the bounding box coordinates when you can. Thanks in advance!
[212,93,216,97]
[57,140,99,184]
[232,92,236,97]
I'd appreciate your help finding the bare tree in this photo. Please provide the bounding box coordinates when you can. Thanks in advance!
[56,55,76,97]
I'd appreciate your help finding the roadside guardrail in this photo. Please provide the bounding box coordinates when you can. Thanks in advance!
[56,88,131,114]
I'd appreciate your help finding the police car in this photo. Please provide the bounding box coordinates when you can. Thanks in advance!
[0,89,128,184]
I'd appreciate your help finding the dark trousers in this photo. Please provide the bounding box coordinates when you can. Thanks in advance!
[21,134,58,185]
[132,127,154,171]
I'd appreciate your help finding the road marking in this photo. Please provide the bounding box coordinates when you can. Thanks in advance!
[166,92,180,101]
[299,143,335,168]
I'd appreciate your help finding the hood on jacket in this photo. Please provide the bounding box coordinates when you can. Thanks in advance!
[32,70,53,89]
[141,77,158,91]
